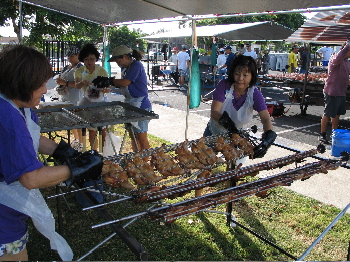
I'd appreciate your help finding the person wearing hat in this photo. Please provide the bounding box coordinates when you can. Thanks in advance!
[55,46,84,149]
[213,48,227,80]
[166,47,179,72]
[287,45,299,73]
[243,43,258,61]
[92,45,151,151]
[219,46,236,72]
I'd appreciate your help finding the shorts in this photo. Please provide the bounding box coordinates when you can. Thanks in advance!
[127,107,152,134]
[323,93,346,118]
[179,69,188,77]
[0,231,28,257]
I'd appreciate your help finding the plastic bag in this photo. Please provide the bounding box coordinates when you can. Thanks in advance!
[103,132,122,157]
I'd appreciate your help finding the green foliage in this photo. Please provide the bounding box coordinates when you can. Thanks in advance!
[108,26,147,52]
[0,0,103,48]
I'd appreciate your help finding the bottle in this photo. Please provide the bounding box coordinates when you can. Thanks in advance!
[163,100,168,107]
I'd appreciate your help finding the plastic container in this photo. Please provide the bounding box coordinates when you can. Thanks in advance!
[331,129,350,157]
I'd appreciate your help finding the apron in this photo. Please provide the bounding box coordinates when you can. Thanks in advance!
[120,63,143,129]
[82,65,104,103]
[208,85,255,135]
[0,94,73,261]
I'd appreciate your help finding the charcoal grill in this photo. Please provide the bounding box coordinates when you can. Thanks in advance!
[45,131,350,261]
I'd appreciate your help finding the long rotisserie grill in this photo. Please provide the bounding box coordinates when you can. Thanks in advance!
[81,133,347,229]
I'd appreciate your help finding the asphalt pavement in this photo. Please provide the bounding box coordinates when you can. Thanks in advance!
[44,74,350,213]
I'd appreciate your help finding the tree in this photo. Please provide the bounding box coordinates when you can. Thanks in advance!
[0,0,103,48]
[108,26,147,52]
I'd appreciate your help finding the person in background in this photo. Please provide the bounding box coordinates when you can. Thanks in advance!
[288,45,299,73]
[237,43,246,55]
[299,46,310,74]
[93,45,152,152]
[166,47,178,72]
[0,45,103,261]
[319,40,350,144]
[176,45,191,91]
[243,43,258,62]
[261,50,270,75]
[219,46,236,73]
[317,45,334,67]
[55,46,83,150]
[74,43,110,151]
[204,55,276,159]
[213,48,227,80]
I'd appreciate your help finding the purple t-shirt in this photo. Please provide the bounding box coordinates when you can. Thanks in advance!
[213,79,267,112]
[122,60,151,109]
[0,97,44,244]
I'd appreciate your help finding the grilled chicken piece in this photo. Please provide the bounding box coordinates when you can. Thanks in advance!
[102,160,135,190]
[175,141,206,170]
[125,152,163,185]
[230,133,254,156]
[151,145,185,177]
[191,137,225,166]
[214,136,239,161]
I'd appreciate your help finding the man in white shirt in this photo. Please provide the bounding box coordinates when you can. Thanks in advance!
[243,43,258,62]
[213,48,227,80]
[176,45,190,91]
[317,46,334,66]
[167,47,178,71]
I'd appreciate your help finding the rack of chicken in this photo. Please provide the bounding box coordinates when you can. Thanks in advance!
[91,141,348,230]
[102,133,256,192]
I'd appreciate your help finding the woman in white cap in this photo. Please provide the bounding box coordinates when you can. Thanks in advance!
[92,45,151,151]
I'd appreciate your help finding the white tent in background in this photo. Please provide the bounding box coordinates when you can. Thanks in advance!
[142,21,293,41]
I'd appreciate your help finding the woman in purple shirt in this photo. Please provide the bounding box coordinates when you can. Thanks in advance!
[0,45,102,261]
[204,55,276,158]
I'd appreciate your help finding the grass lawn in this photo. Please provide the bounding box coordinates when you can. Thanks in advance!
[28,126,350,261]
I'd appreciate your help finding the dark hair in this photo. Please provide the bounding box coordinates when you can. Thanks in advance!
[0,45,52,102]
[227,55,258,88]
[78,43,100,62]
[126,49,143,61]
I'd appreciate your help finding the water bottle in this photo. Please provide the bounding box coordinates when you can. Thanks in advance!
[163,100,168,107]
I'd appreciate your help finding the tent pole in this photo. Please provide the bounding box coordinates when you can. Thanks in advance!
[18,0,23,44]
[185,19,197,140]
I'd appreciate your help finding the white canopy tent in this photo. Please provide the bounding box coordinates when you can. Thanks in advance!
[286,9,350,44]
[142,22,293,41]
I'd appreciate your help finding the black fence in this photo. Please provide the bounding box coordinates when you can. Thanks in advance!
[42,40,92,75]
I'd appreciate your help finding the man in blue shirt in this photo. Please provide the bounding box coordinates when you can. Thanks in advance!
[219,46,236,72]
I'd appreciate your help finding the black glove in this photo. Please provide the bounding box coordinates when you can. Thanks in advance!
[51,140,80,165]
[218,111,239,134]
[65,150,103,186]
[253,130,277,158]
[92,76,115,88]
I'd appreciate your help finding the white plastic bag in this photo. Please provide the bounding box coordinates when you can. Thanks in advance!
[103,132,122,157]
